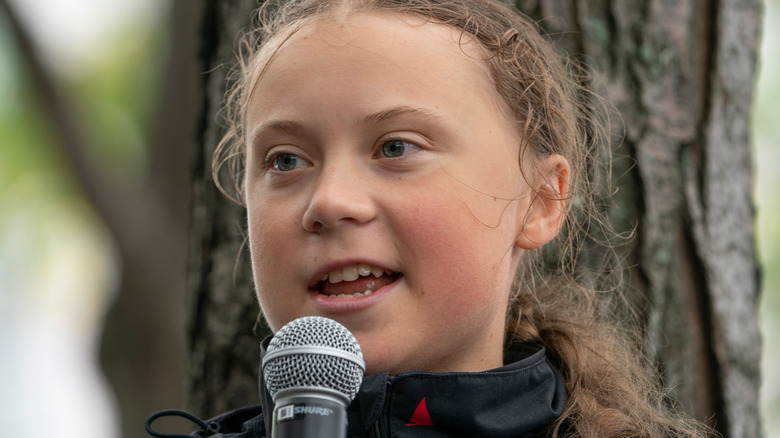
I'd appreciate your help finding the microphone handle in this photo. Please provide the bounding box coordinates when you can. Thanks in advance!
[271,395,347,438]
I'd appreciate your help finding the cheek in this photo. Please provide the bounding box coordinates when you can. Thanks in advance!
[397,177,520,257]
[390,185,517,307]
[247,200,304,327]
[248,206,293,266]
[247,186,305,256]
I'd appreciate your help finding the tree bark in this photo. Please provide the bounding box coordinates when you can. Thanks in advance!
[187,0,265,418]
[189,1,762,436]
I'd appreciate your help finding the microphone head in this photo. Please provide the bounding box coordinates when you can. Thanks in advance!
[262,316,365,405]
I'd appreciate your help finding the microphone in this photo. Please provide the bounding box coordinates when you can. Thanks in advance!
[262,316,365,438]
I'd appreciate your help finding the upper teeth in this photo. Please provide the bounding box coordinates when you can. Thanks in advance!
[322,263,389,284]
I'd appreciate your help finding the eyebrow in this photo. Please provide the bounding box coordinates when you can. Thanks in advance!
[250,119,308,140]
[363,105,445,125]
[248,105,446,147]
[248,119,310,153]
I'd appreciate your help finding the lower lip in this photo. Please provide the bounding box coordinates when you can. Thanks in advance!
[308,276,400,314]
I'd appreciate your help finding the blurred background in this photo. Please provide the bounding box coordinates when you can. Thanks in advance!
[0,0,777,437]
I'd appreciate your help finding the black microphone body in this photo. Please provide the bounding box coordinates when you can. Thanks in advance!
[262,316,365,438]
[271,394,346,438]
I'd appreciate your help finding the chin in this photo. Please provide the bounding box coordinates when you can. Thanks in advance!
[362,349,394,376]
[359,343,409,376]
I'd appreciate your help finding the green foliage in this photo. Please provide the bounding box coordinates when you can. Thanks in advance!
[0,32,74,211]
[63,23,164,184]
[0,13,163,222]
[755,0,780,436]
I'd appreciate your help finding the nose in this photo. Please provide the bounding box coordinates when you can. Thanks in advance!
[302,163,376,232]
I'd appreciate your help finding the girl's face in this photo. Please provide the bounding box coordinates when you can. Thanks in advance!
[245,12,534,374]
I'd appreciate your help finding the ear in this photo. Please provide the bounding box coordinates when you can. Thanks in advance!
[515,154,570,250]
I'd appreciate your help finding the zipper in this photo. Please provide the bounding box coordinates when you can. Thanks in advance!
[370,420,382,438]
[369,380,393,438]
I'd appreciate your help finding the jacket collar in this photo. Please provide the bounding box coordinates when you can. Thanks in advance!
[260,339,566,437]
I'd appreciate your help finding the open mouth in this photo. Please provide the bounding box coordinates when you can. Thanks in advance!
[314,263,401,299]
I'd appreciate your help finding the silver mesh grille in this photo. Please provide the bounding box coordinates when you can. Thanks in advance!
[263,316,364,402]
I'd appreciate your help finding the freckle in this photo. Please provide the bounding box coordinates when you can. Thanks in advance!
[493,196,497,201]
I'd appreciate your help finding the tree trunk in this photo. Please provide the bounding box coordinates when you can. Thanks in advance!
[187,0,265,418]
[189,1,762,436]
[98,0,201,436]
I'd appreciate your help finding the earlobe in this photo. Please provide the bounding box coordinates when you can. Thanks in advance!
[515,155,570,250]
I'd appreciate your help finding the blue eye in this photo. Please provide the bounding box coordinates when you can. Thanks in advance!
[381,140,419,158]
[271,153,306,171]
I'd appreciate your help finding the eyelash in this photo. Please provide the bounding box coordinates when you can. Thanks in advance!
[375,138,422,160]
[260,136,424,172]
[263,151,308,172]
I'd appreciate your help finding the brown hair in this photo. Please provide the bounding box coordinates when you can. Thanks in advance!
[214,0,711,436]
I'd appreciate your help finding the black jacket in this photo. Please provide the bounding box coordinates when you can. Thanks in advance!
[147,342,566,438]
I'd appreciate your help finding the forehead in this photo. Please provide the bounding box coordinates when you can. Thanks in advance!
[246,11,502,122]
[298,10,482,55]
[274,10,490,68]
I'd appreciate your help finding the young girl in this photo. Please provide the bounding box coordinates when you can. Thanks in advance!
[149,0,710,436]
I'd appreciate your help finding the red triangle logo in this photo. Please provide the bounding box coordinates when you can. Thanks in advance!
[406,397,434,426]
